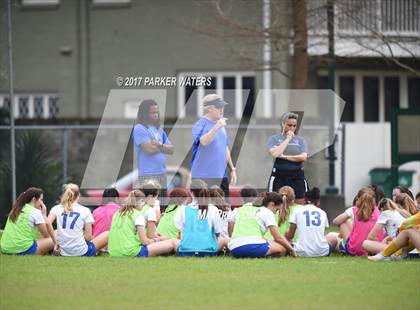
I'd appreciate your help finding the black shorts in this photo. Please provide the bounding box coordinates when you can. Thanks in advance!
[267,168,309,199]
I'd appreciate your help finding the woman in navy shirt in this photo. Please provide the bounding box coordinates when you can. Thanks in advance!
[267,112,308,204]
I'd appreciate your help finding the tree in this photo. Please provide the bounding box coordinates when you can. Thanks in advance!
[187,0,420,89]
[0,130,61,228]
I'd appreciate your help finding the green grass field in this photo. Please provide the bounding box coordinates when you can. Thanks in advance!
[1,254,419,309]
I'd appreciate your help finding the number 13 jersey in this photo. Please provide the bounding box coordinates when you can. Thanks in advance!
[289,204,330,257]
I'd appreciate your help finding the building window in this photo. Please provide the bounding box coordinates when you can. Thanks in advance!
[0,94,59,119]
[18,97,29,119]
[48,96,59,118]
[363,77,379,122]
[384,77,399,122]
[339,76,355,122]
[177,72,255,119]
[408,77,420,108]
[317,72,419,123]
[242,76,256,119]
[91,0,131,7]
[21,0,60,7]
[34,96,44,118]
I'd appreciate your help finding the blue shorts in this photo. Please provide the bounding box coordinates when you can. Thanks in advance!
[328,243,333,255]
[137,245,149,257]
[231,242,269,258]
[338,238,350,256]
[83,241,96,257]
[17,240,37,255]
[177,250,218,257]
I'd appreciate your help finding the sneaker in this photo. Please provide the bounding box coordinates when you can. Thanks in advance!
[368,252,391,261]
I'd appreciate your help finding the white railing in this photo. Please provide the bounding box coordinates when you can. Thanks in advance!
[308,0,420,36]
[0,94,59,119]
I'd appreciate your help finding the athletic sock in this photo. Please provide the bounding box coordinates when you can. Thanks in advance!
[383,240,399,257]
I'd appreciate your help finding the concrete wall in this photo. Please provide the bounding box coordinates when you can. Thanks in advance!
[1,0,289,119]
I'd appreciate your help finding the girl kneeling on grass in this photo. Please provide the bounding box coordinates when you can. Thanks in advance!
[47,183,108,256]
[108,190,178,257]
[287,187,336,257]
[362,198,409,255]
[1,188,58,255]
[227,192,296,258]
[327,187,384,256]
[175,180,228,257]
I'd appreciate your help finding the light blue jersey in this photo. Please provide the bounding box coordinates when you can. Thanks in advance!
[178,206,218,254]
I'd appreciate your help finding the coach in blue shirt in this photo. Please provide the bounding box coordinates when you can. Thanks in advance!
[191,94,237,197]
[132,99,173,198]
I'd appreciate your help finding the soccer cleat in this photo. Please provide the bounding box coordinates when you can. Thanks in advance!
[368,252,391,261]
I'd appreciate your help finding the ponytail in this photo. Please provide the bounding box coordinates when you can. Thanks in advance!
[9,187,43,222]
[278,186,295,225]
[61,183,80,214]
[208,188,230,212]
[190,179,209,212]
[120,190,145,218]
[356,191,376,221]
[196,188,209,212]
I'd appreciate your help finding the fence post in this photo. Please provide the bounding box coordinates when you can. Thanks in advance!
[62,127,68,184]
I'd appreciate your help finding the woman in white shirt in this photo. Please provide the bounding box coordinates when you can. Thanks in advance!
[47,183,109,256]
[363,198,409,255]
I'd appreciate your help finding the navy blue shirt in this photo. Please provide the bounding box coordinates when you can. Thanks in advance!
[267,135,307,171]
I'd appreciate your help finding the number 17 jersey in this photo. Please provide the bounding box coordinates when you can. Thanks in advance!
[50,203,95,256]
[289,204,330,257]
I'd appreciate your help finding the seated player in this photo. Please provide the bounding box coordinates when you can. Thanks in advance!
[157,188,189,239]
[1,187,58,255]
[287,187,336,257]
[175,180,228,257]
[108,190,178,257]
[227,192,296,258]
[47,183,109,256]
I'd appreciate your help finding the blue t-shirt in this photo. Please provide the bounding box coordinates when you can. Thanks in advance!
[267,135,307,171]
[191,118,230,179]
[132,124,169,176]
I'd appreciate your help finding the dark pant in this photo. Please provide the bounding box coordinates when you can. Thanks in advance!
[267,168,308,199]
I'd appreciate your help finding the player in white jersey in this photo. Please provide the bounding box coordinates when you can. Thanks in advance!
[47,183,109,256]
[287,187,337,257]
[363,198,408,254]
